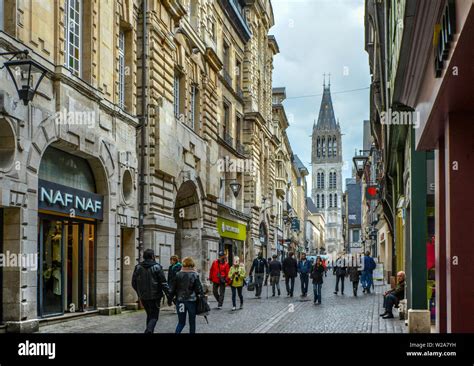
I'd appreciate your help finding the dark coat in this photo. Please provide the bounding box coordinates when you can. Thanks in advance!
[334,258,347,276]
[250,257,269,275]
[269,260,282,277]
[388,280,405,301]
[348,267,360,282]
[167,262,182,285]
[311,264,325,284]
[132,260,170,301]
[170,270,204,302]
[282,257,298,278]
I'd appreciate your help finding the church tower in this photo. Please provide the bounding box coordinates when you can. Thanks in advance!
[311,77,343,257]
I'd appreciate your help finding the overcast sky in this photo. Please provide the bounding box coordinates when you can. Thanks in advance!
[270,0,370,192]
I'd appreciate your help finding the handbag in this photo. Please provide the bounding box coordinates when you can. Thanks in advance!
[196,294,210,324]
[246,276,255,291]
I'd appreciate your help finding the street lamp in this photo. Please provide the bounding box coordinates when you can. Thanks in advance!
[2,50,47,105]
[220,178,242,198]
[352,149,370,179]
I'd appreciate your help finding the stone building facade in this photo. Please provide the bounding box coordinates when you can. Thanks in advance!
[0,0,140,332]
[0,0,299,331]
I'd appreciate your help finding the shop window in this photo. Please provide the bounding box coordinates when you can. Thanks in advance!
[0,118,15,171]
[39,146,95,192]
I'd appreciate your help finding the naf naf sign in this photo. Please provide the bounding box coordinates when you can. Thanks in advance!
[39,179,103,220]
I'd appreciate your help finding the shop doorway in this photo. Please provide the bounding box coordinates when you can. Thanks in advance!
[174,181,202,267]
[120,228,135,306]
[38,215,96,317]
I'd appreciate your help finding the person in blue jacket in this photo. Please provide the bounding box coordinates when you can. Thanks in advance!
[361,251,376,294]
[297,253,312,297]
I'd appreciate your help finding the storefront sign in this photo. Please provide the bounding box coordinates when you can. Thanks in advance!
[217,217,246,241]
[39,179,103,220]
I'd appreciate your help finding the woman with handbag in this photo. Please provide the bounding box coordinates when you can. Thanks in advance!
[228,256,246,311]
[169,256,204,333]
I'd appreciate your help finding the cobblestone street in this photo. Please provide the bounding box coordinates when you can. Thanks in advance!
[39,275,406,334]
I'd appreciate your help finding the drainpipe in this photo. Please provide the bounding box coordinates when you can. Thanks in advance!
[138,0,148,262]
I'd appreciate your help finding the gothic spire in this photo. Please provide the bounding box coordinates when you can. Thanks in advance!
[316,81,337,130]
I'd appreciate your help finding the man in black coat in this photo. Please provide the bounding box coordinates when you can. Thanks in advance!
[282,252,298,297]
[249,252,269,298]
[268,254,282,296]
[132,249,171,333]
[333,255,347,295]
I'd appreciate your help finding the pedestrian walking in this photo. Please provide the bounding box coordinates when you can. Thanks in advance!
[297,252,312,297]
[167,255,182,285]
[132,248,171,333]
[169,256,204,333]
[282,251,298,297]
[268,254,282,296]
[209,251,230,309]
[333,254,347,295]
[348,263,361,297]
[249,252,269,299]
[228,256,246,310]
[361,251,376,294]
[311,256,325,304]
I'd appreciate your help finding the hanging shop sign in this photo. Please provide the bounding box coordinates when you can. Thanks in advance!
[365,185,380,201]
[434,0,456,78]
[217,217,246,241]
[39,179,103,220]
[291,217,300,231]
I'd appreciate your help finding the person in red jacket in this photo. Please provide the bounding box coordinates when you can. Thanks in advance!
[209,251,230,309]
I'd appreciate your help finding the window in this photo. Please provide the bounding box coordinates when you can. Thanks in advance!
[333,136,337,156]
[0,0,4,30]
[321,194,325,208]
[317,137,320,157]
[316,194,320,208]
[174,72,183,119]
[64,0,82,76]
[223,102,231,142]
[328,138,332,157]
[329,194,332,208]
[353,229,360,243]
[321,172,325,189]
[223,42,230,73]
[334,193,337,208]
[235,59,242,92]
[235,114,242,146]
[191,84,199,131]
[118,30,125,109]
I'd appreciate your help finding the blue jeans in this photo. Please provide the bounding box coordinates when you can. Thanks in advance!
[383,294,398,313]
[300,273,309,295]
[176,301,197,334]
[361,271,373,290]
[313,283,322,303]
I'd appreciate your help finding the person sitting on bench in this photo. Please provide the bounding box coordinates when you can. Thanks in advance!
[380,271,405,319]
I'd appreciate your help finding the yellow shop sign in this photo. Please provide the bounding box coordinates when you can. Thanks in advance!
[217,217,246,241]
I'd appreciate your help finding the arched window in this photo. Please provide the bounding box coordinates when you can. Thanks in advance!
[321,172,325,189]
[328,138,332,157]
[334,193,337,208]
[316,194,320,208]
[329,194,332,208]
[316,137,320,157]
[321,194,325,208]
[333,172,337,189]
[334,137,338,156]
[322,137,325,157]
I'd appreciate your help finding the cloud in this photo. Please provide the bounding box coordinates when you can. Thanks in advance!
[270,0,370,191]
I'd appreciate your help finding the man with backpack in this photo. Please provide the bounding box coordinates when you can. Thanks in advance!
[132,249,171,333]
[361,251,377,294]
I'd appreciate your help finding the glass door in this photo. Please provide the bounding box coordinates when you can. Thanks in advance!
[39,219,64,317]
[39,216,96,317]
